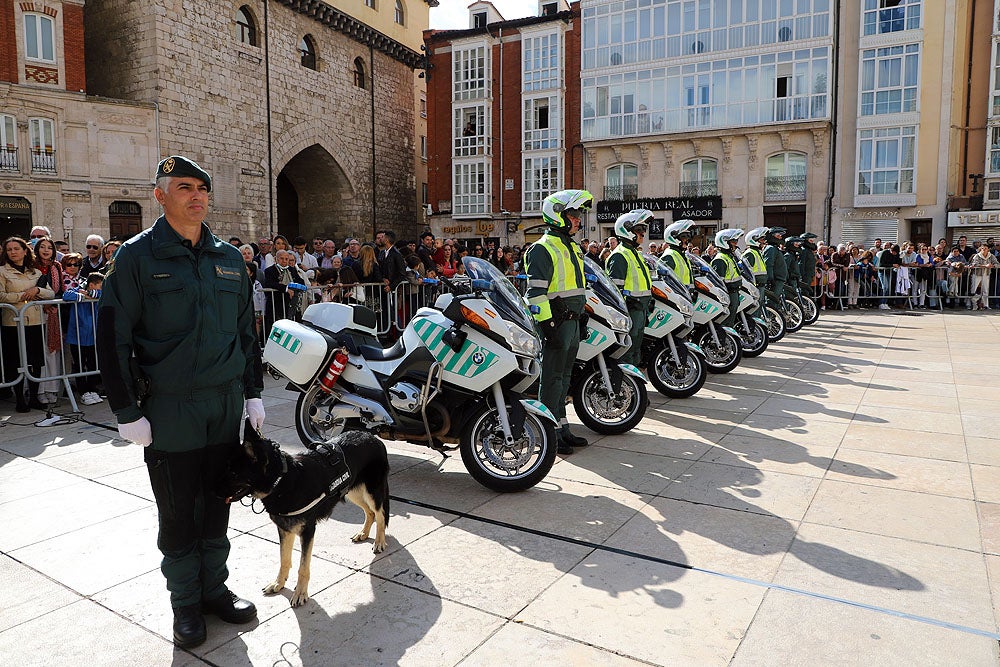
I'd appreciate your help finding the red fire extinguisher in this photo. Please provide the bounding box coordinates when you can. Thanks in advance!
[318,348,349,393]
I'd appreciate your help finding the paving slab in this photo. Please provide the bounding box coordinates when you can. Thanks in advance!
[0,553,82,632]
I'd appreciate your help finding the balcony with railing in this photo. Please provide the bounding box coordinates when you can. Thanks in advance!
[679,179,717,197]
[0,146,17,171]
[31,148,56,174]
[603,184,638,200]
[765,175,807,201]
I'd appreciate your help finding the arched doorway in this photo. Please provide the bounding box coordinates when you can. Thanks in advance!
[276,144,353,242]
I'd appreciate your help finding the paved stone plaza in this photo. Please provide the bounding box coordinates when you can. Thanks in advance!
[2,310,999,666]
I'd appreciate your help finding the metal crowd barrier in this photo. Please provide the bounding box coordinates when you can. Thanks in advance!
[804,264,1000,311]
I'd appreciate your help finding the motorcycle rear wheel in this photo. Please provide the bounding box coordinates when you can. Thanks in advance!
[801,296,819,325]
[739,319,769,358]
[460,402,557,492]
[571,368,648,435]
[784,300,804,333]
[295,385,354,447]
[648,343,706,398]
[698,328,743,374]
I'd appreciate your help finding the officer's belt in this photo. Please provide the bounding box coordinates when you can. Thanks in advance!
[149,378,243,399]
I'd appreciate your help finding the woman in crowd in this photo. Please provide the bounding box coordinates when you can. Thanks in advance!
[437,242,460,278]
[261,234,289,270]
[913,242,936,309]
[102,240,121,264]
[0,237,56,411]
[969,242,1000,310]
[239,243,264,284]
[845,246,861,309]
[34,237,64,405]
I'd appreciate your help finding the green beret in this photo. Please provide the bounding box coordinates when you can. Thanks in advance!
[155,155,212,192]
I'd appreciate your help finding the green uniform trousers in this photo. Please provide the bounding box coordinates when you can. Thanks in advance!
[623,307,647,367]
[722,286,742,329]
[769,280,787,313]
[143,381,244,607]
[539,318,581,428]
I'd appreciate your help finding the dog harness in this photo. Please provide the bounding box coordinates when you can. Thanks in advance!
[274,442,353,517]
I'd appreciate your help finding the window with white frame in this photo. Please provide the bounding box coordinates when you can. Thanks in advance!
[604,163,638,200]
[365,0,376,9]
[856,126,916,195]
[0,115,17,171]
[453,161,490,214]
[24,13,55,62]
[523,32,560,92]
[420,135,427,161]
[680,158,718,196]
[524,96,559,151]
[420,96,427,118]
[860,44,919,116]
[453,45,489,101]
[987,181,1000,202]
[993,43,1000,116]
[29,117,56,172]
[765,152,807,200]
[454,104,489,157]
[523,155,559,211]
[989,127,1000,174]
[862,0,921,36]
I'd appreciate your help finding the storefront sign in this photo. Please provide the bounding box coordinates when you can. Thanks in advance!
[443,223,474,235]
[948,211,1000,227]
[596,196,721,222]
[841,208,900,219]
[0,196,31,214]
[477,221,495,234]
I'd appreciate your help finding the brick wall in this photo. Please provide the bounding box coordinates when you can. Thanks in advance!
[62,2,85,92]
[495,33,522,214]
[0,0,17,83]
[425,37,452,216]
[565,3,582,189]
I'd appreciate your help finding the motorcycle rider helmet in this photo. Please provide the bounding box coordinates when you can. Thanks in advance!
[541,189,594,231]
[713,228,744,251]
[664,219,695,246]
[614,209,654,244]
[765,226,787,245]
[745,227,770,246]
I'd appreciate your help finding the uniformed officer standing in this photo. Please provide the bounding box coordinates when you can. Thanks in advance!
[606,209,654,366]
[659,219,696,291]
[743,227,772,319]
[761,226,788,312]
[799,232,819,296]
[783,236,804,301]
[97,156,265,648]
[710,229,745,328]
[525,189,593,456]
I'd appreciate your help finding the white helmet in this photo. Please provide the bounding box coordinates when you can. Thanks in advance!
[664,219,694,246]
[614,209,653,243]
[713,228,744,250]
[541,189,594,231]
[745,227,770,246]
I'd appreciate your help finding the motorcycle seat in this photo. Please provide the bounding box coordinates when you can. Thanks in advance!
[358,337,407,362]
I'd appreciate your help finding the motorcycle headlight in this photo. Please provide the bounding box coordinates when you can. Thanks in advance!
[718,291,730,306]
[679,300,693,316]
[607,309,631,333]
[510,325,541,358]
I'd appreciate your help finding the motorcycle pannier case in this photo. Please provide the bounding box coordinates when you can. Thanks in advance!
[263,319,332,385]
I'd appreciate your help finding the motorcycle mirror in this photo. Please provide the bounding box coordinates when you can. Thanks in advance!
[470,278,491,291]
[421,278,440,285]
[529,305,541,314]
[584,272,598,284]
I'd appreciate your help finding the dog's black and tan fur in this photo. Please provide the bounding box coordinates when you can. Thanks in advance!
[221,424,389,607]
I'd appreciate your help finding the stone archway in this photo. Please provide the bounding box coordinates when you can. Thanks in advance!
[276,144,353,242]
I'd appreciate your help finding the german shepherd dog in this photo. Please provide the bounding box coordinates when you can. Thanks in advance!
[221,422,390,607]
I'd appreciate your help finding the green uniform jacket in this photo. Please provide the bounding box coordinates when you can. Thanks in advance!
[783,251,801,283]
[97,216,263,425]
[524,229,586,317]
[762,245,788,282]
[799,247,817,285]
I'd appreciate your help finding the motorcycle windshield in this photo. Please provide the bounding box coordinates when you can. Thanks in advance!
[733,250,755,282]
[462,256,535,331]
[647,254,690,296]
[583,257,628,314]
[686,252,727,292]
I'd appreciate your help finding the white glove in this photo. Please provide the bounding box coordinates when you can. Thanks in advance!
[119,417,152,447]
[245,398,266,431]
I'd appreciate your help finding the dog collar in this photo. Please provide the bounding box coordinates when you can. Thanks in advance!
[263,455,289,496]
[274,467,352,517]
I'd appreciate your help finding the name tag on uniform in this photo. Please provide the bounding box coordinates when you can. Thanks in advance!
[215,266,241,281]
[151,273,171,279]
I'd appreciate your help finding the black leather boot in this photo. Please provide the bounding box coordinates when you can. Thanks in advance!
[202,591,257,624]
[172,604,206,648]
[561,426,589,448]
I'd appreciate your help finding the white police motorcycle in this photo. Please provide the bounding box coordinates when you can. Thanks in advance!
[732,255,769,358]
[687,252,743,374]
[263,257,557,492]
[641,256,708,398]
[568,257,649,434]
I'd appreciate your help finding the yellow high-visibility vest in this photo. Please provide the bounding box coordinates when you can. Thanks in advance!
[662,247,692,285]
[526,232,585,321]
[609,245,652,296]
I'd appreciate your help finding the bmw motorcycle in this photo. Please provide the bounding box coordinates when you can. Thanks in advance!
[568,257,649,435]
[640,255,708,399]
[263,257,557,492]
[687,252,743,374]
[731,255,769,358]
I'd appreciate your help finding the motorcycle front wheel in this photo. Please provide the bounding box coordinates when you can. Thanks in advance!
[648,343,707,398]
[739,318,769,358]
[764,305,786,342]
[698,327,743,374]
[460,402,557,492]
[295,384,354,447]
[784,299,804,333]
[801,295,819,325]
[571,368,649,435]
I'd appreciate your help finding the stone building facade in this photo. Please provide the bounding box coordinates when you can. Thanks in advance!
[85,0,428,244]
[0,0,157,246]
